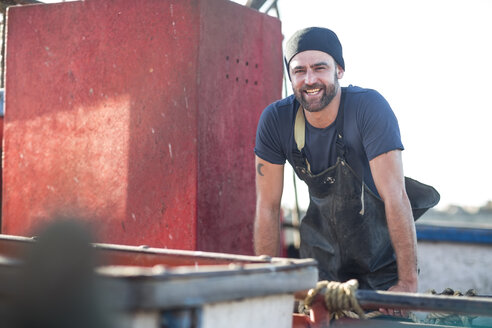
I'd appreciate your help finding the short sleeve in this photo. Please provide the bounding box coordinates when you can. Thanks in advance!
[357,90,404,161]
[254,104,287,165]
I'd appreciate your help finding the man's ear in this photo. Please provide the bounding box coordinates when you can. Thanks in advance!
[337,65,345,79]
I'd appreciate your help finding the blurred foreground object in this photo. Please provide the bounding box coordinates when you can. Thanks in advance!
[0,221,318,328]
[3,220,112,328]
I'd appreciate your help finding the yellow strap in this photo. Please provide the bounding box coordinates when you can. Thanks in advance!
[294,107,311,172]
[294,106,305,151]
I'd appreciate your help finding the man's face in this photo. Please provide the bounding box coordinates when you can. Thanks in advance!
[289,50,341,112]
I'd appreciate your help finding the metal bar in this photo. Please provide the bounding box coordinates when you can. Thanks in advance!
[244,0,267,10]
[0,234,317,269]
[263,0,278,14]
[356,289,492,317]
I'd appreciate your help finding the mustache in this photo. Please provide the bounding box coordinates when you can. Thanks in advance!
[301,83,325,91]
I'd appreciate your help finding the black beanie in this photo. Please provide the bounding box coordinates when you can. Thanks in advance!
[285,27,345,77]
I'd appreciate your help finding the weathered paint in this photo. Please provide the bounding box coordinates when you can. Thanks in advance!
[194,0,283,253]
[2,0,282,254]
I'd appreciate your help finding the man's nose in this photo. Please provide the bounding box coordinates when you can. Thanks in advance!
[304,70,317,85]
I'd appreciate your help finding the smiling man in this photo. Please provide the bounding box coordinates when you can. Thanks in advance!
[253,27,418,317]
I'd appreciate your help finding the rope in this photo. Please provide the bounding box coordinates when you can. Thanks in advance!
[302,279,376,320]
[301,280,478,326]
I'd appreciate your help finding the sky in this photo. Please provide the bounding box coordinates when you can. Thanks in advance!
[39,0,492,210]
[267,0,492,211]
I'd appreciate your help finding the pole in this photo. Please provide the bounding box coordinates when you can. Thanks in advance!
[356,289,492,317]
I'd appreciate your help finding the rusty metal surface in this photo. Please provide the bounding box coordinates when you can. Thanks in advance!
[2,0,282,253]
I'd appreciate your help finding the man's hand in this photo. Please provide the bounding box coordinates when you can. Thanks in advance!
[379,280,417,317]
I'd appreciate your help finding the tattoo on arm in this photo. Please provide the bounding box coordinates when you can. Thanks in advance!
[257,163,264,176]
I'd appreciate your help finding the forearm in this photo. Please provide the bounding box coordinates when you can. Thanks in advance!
[385,195,418,291]
[253,156,284,257]
[254,205,280,256]
[369,150,418,292]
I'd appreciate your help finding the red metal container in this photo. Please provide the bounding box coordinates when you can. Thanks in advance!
[2,0,282,254]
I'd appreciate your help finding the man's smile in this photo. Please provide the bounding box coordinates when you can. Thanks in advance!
[305,88,322,95]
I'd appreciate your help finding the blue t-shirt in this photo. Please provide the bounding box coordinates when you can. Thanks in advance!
[254,85,403,195]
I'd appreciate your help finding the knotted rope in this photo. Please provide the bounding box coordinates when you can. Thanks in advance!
[301,279,374,320]
[301,280,478,326]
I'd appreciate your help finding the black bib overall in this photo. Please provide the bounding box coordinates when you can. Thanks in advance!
[292,92,439,290]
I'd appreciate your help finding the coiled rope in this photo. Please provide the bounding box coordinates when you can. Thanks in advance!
[301,279,377,320]
[301,280,477,326]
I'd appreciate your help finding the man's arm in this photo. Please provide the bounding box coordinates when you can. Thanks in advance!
[369,150,417,314]
[254,155,284,256]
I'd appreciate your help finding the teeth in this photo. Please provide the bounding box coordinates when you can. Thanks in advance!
[306,89,320,94]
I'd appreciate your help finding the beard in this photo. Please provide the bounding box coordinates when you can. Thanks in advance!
[293,73,339,113]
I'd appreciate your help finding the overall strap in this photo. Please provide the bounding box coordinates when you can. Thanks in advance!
[294,105,311,171]
[294,89,348,170]
[335,90,347,159]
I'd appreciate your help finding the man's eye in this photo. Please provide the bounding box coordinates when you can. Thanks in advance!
[315,66,326,71]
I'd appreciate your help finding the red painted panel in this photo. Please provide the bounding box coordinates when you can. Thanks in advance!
[196,1,283,254]
[2,0,282,254]
[0,116,3,143]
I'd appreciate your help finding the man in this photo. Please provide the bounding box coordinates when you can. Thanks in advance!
[254,27,420,316]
